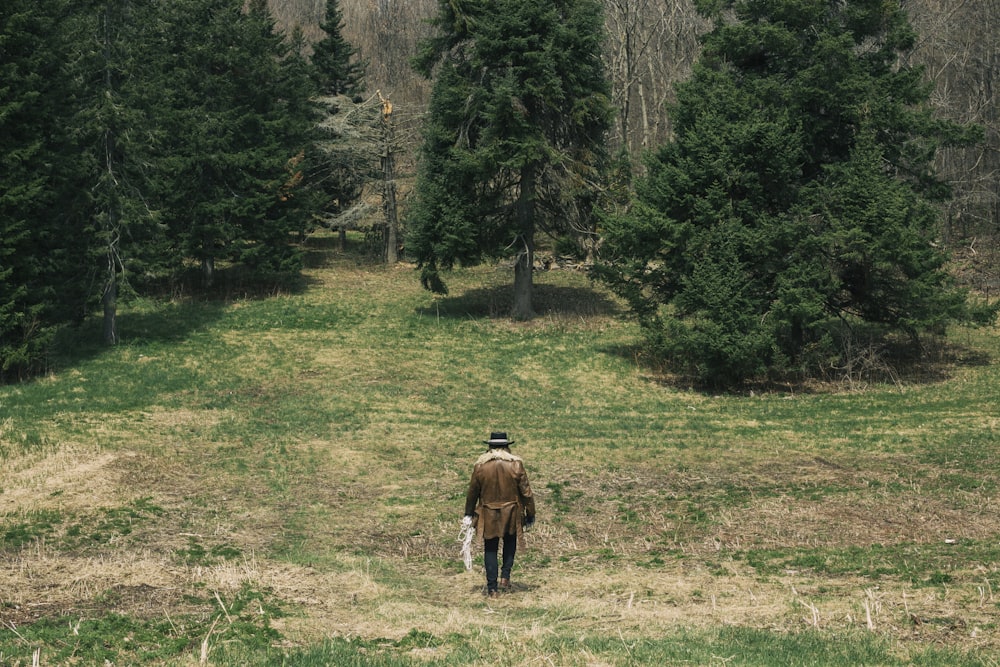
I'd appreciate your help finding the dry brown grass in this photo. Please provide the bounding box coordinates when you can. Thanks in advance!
[4,425,999,654]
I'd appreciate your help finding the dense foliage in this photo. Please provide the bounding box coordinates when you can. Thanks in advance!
[154,0,317,284]
[1,0,93,374]
[595,0,995,386]
[407,0,613,318]
[0,0,363,379]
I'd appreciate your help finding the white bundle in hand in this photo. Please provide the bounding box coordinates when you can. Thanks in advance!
[459,515,475,571]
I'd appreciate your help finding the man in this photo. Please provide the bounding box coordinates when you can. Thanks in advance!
[464,431,536,598]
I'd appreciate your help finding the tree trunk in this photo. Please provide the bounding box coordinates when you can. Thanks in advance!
[103,276,118,345]
[380,94,399,263]
[511,163,536,320]
[384,181,398,263]
[202,255,215,287]
[513,243,534,320]
[100,2,122,347]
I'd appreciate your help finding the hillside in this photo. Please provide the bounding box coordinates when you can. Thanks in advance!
[1,234,999,664]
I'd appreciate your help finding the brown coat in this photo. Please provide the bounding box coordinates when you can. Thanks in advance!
[464,448,536,540]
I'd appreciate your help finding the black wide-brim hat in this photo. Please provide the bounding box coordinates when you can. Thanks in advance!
[484,431,514,446]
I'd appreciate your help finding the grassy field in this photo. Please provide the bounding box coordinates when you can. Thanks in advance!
[2,232,999,666]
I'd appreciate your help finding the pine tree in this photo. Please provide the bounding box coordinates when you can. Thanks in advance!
[0,0,93,377]
[2,0,320,376]
[236,0,318,275]
[408,0,612,319]
[73,0,168,344]
[312,0,365,97]
[1,0,57,376]
[156,0,316,286]
[596,0,994,385]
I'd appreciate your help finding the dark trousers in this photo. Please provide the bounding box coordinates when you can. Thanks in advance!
[484,533,517,591]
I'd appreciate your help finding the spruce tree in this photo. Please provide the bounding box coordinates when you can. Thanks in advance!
[596,0,994,385]
[312,0,365,97]
[155,0,316,286]
[1,0,57,376]
[0,0,93,377]
[408,0,612,319]
[74,0,167,344]
[237,0,318,275]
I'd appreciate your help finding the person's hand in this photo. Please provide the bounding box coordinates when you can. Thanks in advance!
[462,515,474,528]
[524,516,535,529]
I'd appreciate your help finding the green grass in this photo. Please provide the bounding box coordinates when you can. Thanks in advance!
[2,509,63,549]
[4,621,992,667]
[738,540,1000,584]
[1,231,999,665]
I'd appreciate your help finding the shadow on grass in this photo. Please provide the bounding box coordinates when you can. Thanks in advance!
[418,281,621,319]
[38,255,332,382]
[463,581,541,597]
[50,299,229,364]
[13,234,363,385]
[149,262,310,301]
[612,336,995,396]
[302,230,385,270]
[303,232,349,269]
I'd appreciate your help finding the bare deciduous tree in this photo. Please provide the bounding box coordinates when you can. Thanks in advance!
[901,0,999,293]
[603,0,704,157]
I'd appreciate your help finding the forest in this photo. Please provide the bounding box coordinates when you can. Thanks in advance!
[2,0,998,385]
[275,0,997,241]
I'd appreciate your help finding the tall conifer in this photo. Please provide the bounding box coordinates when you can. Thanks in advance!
[76,0,165,343]
[312,0,365,97]
[408,0,612,319]
[0,0,92,376]
[157,0,315,285]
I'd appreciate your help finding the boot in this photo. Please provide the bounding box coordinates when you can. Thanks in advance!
[500,578,510,591]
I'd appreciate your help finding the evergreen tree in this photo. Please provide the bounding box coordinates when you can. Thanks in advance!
[1,0,56,377]
[312,0,365,97]
[596,0,994,385]
[2,0,319,377]
[157,0,315,286]
[0,0,92,378]
[73,0,168,344]
[408,0,612,319]
[305,0,369,249]
[237,0,319,274]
